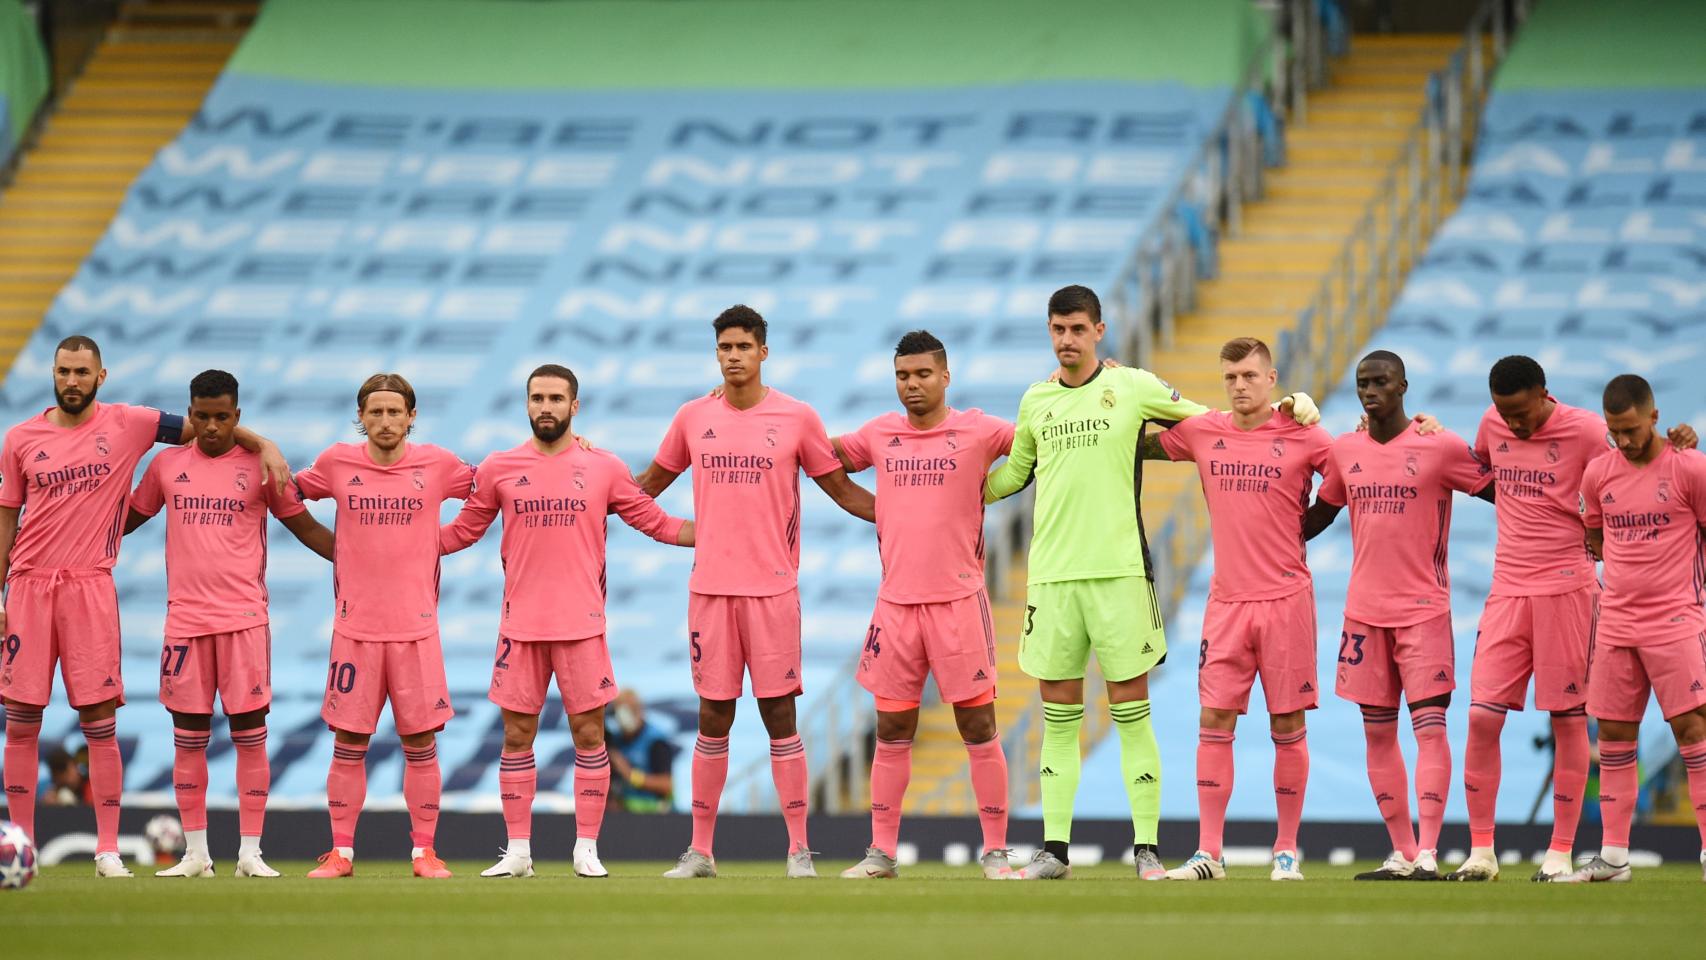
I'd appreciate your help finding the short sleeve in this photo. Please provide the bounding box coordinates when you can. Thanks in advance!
[0,432,23,509]
[1156,416,1197,462]
[1473,407,1493,464]
[1579,458,1604,529]
[1442,434,1494,494]
[441,452,476,500]
[1682,451,1706,527]
[1307,427,1332,476]
[796,406,841,478]
[839,423,874,473]
[130,457,166,518]
[294,448,336,500]
[654,407,692,473]
[982,414,1015,460]
[264,466,307,520]
[1318,446,1347,506]
[122,403,179,451]
[1130,367,1210,424]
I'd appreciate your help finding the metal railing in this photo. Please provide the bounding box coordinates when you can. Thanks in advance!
[1278,0,1526,401]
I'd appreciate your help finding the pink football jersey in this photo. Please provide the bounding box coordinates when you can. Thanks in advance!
[1159,410,1332,601]
[440,442,685,641]
[1579,444,1706,647]
[1475,400,1611,597]
[294,442,474,642]
[131,443,307,637]
[839,408,1014,604]
[0,402,171,575]
[1319,425,1493,627]
[654,390,841,598]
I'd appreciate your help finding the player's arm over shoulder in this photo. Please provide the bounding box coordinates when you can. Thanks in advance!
[1127,366,1209,426]
[984,388,1040,502]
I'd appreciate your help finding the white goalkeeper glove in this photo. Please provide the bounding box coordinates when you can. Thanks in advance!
[1279,392,1320,426]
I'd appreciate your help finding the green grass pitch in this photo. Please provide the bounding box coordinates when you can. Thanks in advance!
[12,861,1706,959]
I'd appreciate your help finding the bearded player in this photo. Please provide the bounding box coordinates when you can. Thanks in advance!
[295,374,475,880]
[1555,375,1706,884]
[439,364,694,879]
[637,305,875,879]
[125,370,335,879]
[834,331,1015,880]
[0,336,289,877]
[984,287,1319,881]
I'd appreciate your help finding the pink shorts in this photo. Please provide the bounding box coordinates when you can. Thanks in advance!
[159,625,272,716]
[489,635,619,717]
[857,591,998,706]
[1587,634,1706,723]
[1471,586,1595,712]
[688,590,801,700]
[320,632,454,736]
[1199,589,1319,715]
[0,571,123,709]
[1334,613,1456,708]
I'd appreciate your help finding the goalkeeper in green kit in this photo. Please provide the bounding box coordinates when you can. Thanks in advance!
[984,285,1319,880]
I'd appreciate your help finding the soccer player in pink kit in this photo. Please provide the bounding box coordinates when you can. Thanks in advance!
[1303,350,1494,881]
[1146,338,1332,882]
[636,305,875,879]
[294,373,476,880]
[0,336,290,878]
[1450,357,1696,881]
[833,331,1016,880]
[1557,374,1706,884]
[438,364,694,880]
[125,370,336,879]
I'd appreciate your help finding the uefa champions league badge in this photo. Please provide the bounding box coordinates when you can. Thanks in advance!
[411,469,425,490]
[95,434,110,458]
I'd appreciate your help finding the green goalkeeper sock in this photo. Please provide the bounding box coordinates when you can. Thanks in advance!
[1039,702,1084,846]
[1110,699,1161,846]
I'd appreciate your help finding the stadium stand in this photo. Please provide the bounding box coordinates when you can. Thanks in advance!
[0,0,1293,815]
[1072,0,1706,831]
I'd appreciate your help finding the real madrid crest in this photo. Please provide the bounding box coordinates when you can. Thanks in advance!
[1403,453,1419,477]
[1270,438,1286,459]
[572,469,586,490]
[1656,479,1671,503]
[95,434,110,458]
[765,426,779,448]
[1545,441,1560,464]
[1100,389,1116,409]
[411,468,425,491]
[234,469,250,493]
[945,430,959,450]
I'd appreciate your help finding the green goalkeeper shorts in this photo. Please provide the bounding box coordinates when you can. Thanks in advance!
[1019,576,1167,682]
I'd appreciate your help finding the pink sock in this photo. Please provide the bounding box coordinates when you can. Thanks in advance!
[574,747,610,841]
[1410,705,1450,851]
[1362,708,1418,859]
[1596,741,1638,851]
[1549,710,1589,853]
[1271,727,1308,854]
[690,734,729,857]
[230,725,269,841]
[499,750,536,841]
[327,741,368,849]
[81,718,123,856]
[964,737,1009,853]
[869,738,911,857]
[1463,702,1506,848]
[171,727,210,833]
[770,734,808,851]
[1678,741,1706,848]
[3,705,42,841]
[1196,727,1235,858]
[402,742,440,850]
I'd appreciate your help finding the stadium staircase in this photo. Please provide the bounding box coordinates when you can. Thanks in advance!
[0,1,253,379]
[901,34,1476,817]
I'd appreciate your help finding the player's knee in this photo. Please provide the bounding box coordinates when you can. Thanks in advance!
[1668,709,1706,746]
[756,696,797,739]
[1200,707,1238,731]
[399,730,436,749]
[952,706,997,744]
[170,711,214,732]
[567,711,604,751]
[333,729,371,748]
[876,710,919,742]
[698,698,737,737]
[1267,710,1304,734]
[77,699,119,723]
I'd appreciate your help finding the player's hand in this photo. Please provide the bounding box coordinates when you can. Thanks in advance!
[1278,392,1320,426]
[1047,358,1120,383]
[575,434,594,451]
[708,385,724,399]
[257,441,293,494]
[1411,413,1443,435]
[1668,423,1699,450]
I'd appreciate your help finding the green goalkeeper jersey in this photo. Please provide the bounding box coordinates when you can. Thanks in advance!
[985,364,1208,585]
